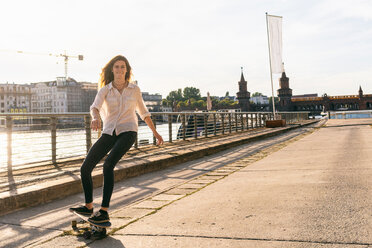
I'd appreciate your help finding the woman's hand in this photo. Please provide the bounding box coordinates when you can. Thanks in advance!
[144,116,164,146]
[91,119,101,131]
[154,131,164,146]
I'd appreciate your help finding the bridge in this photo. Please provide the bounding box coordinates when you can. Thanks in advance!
[276,71,372,115]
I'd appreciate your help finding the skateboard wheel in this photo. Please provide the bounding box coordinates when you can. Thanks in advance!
[83,231,91,239]
[71,220,77,228]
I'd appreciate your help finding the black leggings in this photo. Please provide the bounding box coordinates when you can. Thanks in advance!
[80,131,137,208]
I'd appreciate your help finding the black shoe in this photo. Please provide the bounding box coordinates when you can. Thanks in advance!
[88,210,110,223]
[69,205,93,217]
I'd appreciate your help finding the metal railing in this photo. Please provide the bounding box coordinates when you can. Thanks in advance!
[0,111,309,170]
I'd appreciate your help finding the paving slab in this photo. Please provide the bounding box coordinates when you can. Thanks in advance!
[111,207,155,219]
[177,183,205,189]
[188,179,216,184]
[133,200,170,209]
[32,235,90,248]
[164,188,196,195]
[1,223,61,248]
[198,175,225,180]
[151,194,184,202]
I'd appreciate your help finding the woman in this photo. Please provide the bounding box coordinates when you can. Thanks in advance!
[70,55,163,224]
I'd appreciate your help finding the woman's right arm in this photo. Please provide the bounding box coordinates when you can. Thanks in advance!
[90,107,101,131]
[89,86,108,131]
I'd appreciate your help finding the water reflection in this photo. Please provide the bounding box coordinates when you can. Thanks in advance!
[0,123,181,169]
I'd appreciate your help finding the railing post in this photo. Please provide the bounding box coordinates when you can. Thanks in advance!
[6,116,13,170]
[50,117,57,164]
[182,113,186,140]
[258,113,262,127]
[98,120,102,138]
[213,113,217,136]
[134,116,138,148]
[194,114,198,139]
[241,113,244,131]
[168,113,172,143]
[152,115,156,145]
[235,113,238,132]
[134,133,138,148]
[255,113,258,128]
[204,113,208,138]
[229,113,232,133]
[85,115,92,154]
[250,113,253,129]
[246,113,249,130]
[221,113,225,135]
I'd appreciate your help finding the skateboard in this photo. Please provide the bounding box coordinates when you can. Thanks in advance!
[71,211,112,239]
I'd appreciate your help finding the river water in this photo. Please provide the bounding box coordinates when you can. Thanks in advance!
[0,123,181,170]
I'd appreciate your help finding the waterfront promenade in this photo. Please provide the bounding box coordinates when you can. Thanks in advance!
[1,119,371,247]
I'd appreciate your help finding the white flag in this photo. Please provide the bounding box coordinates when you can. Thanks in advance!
[267,15,283,73]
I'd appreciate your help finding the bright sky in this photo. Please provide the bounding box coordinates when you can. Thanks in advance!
[1,0,371,98]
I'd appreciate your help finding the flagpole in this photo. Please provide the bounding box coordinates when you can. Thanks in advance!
[266,12,277,120]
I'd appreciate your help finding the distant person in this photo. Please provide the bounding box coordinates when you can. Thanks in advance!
[70,55,163,224]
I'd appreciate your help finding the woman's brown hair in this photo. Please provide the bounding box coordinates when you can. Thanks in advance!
[99,55,132,89]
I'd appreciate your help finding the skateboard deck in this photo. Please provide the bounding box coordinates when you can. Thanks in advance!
[70,210,111,239]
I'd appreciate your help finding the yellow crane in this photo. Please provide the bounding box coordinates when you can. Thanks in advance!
[0,49,83,79]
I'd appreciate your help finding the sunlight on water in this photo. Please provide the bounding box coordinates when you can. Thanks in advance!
[330,112,372,119]
[0,123,181,169]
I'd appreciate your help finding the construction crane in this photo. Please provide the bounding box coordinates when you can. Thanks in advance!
[0,49,83,79]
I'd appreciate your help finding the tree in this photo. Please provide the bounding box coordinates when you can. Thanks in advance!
[183,87,201,100]
[252,92,263,97]
[193,99,205,109]
[166,89,183,102]
[177,101,186,109]
[225,91,229,97]
[162,99,170,106]
[268,96,279,104]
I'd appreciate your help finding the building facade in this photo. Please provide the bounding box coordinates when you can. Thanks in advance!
[81,82,99,113]
[1,79,163,115]
[30,78,97,113]
[277,71,292,111]
[251,95,269,105]
[0,83,32,114]
[236,70,250,111]
[142,92,162,112]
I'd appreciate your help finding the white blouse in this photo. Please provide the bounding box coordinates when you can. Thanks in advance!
[90,82,151,135]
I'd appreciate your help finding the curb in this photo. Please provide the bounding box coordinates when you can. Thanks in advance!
[0,121,318,216]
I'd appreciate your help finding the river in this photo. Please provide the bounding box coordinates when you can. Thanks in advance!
[0,123,181,170]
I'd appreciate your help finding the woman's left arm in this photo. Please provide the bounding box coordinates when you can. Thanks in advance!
[144,116,164,145]
[135,86,164,145]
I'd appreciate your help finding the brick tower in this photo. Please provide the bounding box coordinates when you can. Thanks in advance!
[277,65,292,111]
[236,68,250,111]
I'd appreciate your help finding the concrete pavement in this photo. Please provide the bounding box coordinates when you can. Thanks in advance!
[90,119,371,247]
[3,118,372,247]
